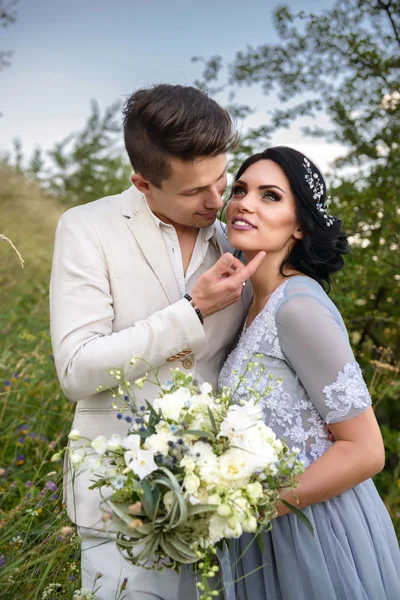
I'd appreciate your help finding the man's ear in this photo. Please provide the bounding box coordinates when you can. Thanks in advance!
[131,173,152,195]
[293,226,303,240]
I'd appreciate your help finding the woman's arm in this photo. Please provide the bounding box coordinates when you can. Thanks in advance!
[275,286,381,517]
[276,407,385,517]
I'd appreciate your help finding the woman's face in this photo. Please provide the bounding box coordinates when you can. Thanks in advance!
[226,159,302,255]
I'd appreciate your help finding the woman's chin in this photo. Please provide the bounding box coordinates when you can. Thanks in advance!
[227,231,252,252]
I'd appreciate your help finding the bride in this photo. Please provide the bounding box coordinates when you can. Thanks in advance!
[182,146,400,600]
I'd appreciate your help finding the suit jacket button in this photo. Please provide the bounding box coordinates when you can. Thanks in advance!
[182,358,193,369]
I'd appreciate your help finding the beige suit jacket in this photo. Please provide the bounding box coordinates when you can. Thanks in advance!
[50,185,251,529]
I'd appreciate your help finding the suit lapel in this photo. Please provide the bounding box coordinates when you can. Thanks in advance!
[121,188,181,304]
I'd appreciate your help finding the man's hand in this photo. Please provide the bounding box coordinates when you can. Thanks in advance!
[191,251,266,318]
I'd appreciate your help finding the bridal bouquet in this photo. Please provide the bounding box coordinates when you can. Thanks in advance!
[63,359,306,599]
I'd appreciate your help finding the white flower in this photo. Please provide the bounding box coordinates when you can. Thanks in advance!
[106,434,123,451]
[218,401,261,441]
[184,473,201,494]
[242,515,258,533]
[153,387,191,421]
[188,441,216,465]
[68,429,80,441]
[180,456,196,472]
[69,450,85,467]
[218,449,252,486]
[207,494,221,505]
[224,522,243,539]
[121,435,141,451]
[245,482,263,503]
[208,514,227,544]
[217,503,231,517]
[125,448,158,479]
[85,455,109,476]
[200,382,212,395]
[134,374,147,388]
[91,435,108,455]
[144,430,176,455]
[72,589,96,600]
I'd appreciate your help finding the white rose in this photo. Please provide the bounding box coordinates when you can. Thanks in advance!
[68,429,80,441]
[184,473,201,494]
[91,435,108,455]
[218,449,252,486]
[153,387,191,421]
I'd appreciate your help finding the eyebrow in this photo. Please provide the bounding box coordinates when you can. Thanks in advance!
[235,180,286,194]
[180,166,228,194]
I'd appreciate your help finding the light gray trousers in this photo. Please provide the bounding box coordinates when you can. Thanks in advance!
[78,527,180,600]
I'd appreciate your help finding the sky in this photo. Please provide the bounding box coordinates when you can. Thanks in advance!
[0,0,344,174]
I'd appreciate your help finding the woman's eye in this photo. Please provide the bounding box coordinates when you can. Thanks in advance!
[264,191,280,201]
[232,186,246,197]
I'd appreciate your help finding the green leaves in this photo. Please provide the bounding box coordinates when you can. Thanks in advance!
[281,500,314,536]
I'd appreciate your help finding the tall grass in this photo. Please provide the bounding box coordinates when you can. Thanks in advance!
[0,168,80,599]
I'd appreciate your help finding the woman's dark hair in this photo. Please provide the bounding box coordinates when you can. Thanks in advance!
[232,146,349,291]
[123,84,238,188]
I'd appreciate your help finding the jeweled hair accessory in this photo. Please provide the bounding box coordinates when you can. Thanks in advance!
[303,157,335,227]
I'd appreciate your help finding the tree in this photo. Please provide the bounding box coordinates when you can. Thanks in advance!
[194,0,400,531]
[194,0,400,361]
[36,99,131,206]
[0,0,17,71]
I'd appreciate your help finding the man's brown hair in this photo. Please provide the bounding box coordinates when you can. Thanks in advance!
[122,84,238,188]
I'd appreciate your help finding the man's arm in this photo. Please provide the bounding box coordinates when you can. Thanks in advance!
[50,212,208,402]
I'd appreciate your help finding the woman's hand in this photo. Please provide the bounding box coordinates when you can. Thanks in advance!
[275,407,385,518]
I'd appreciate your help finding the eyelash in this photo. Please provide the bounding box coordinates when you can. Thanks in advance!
[231,186,280,202]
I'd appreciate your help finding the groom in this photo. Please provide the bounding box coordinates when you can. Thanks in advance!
[50,84,264,600]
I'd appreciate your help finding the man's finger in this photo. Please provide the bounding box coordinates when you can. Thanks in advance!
[211,253,245,277]
[231,251,266,284]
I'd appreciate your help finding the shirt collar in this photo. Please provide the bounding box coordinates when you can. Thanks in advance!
[143,194,217,245]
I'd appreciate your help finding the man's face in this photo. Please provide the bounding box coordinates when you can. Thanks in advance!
[134,154,228,229]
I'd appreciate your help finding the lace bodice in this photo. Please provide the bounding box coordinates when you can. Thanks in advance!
[218,277,371,467]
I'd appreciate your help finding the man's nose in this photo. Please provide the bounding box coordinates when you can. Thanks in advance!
[205,187,224,209]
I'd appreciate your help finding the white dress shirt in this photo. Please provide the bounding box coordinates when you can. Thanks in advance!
[144,196,219,296]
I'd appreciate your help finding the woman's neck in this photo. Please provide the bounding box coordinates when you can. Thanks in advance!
[244,250,302,312]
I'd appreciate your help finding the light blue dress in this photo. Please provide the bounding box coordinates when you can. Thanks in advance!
[212,276,399,600]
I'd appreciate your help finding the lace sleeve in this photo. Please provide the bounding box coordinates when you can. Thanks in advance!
[276,293,371,424]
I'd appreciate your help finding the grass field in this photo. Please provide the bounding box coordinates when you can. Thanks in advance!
[0,168,84,599]
[0,166,398,599]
